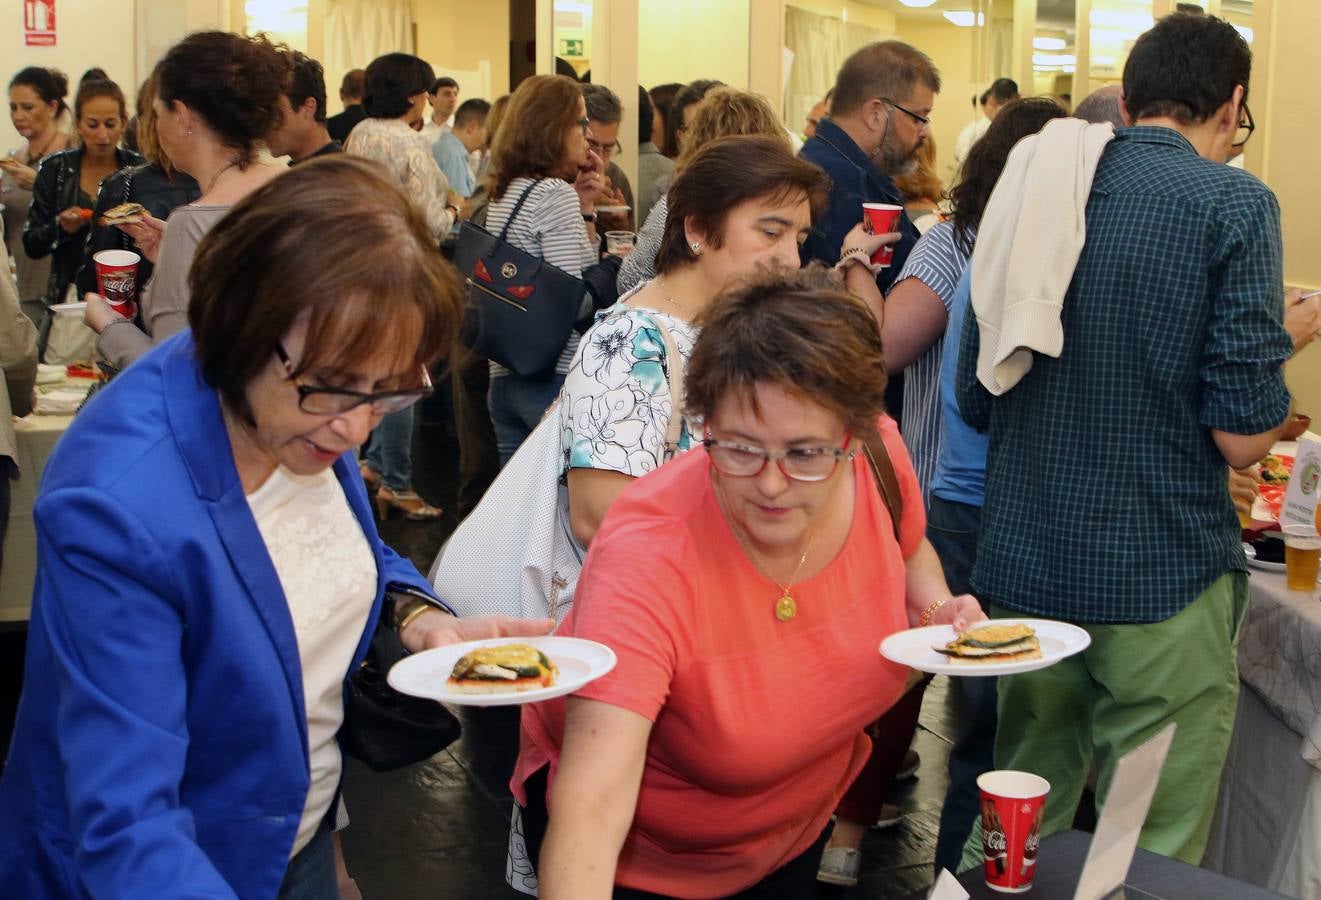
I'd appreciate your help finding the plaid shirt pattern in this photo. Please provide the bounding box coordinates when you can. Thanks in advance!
[956,127,1293,624]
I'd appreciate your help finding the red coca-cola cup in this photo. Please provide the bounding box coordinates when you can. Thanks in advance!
[93,249,140,320]
[861,202,904,266]
[977,770,1050,893]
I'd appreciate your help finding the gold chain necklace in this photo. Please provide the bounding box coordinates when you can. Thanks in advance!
[726,517,817,622]
[655,277,695,320]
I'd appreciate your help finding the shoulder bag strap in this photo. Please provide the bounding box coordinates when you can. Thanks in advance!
[496,178,544,242]
[647,314,685,462]
[860,428,903,544]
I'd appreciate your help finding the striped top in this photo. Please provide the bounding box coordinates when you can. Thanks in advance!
[617,196,665,295]
[485,176,598,377]
[890,219,971,507]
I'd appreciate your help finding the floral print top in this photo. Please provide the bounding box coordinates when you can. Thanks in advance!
[560,291,699,478]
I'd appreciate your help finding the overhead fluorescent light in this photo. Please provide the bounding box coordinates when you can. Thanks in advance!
[1234,24,1254,42]
[943,11,985,27]
[1033,53,1077,67]
[1089,10,1153,32]
[1033,36,1067,50]
[899,0,940,6]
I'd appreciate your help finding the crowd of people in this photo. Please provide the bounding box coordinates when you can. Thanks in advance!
[0,8,1319,899]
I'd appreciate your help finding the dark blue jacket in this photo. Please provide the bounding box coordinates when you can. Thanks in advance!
[799,117,920,292]
[0,332,441,898]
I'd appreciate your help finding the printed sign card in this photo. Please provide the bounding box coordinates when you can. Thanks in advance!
[1280,435,1321,533]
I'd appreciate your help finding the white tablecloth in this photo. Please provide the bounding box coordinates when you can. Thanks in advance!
[0,404,76,622]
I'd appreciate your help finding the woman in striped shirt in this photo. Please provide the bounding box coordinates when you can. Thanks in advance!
[483,75,604,463]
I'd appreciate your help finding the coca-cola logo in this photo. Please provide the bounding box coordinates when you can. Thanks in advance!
[986,829,1006,852]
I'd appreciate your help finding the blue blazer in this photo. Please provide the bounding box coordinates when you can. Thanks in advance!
[0,333,440,898]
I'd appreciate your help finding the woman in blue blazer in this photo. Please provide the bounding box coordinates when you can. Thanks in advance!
[0,156,549,898]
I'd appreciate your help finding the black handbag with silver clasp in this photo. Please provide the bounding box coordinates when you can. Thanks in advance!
[454,179,586,377]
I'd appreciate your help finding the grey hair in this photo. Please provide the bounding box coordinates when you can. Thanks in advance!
[581,82,622,124]
[1073,85,1126,129]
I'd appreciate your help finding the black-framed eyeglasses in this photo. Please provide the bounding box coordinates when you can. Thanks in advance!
[577,116,591,135]
[587,137,622,158]
[703,431,853,483]
[275,342,433,416]
[1232,101,1254,148]
[879,97,931,128]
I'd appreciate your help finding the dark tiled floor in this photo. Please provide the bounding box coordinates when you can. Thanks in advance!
[0,398,971,899]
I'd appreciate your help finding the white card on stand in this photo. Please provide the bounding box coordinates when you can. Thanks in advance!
[1280,434,1321,531]
[928,868,970,900]
[1073,723,1177,900]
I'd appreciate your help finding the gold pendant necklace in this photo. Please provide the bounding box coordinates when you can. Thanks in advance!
[729,520,816,622]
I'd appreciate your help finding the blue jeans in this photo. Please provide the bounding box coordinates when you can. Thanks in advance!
[276,823,337,900]
[365,406,414,491]
[926,495,997,875]
[488,372,564,465]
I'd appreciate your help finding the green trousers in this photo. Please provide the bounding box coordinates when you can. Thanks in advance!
[960,572,1248,872]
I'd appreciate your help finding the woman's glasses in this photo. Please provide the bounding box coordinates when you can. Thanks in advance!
[275,342,433,416]
[703,432,852,482]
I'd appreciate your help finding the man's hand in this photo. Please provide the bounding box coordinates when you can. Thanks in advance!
[1285,287,1320,354]
[400,609,555,653]
[926,594,987,633]
[1228,465,1257,520]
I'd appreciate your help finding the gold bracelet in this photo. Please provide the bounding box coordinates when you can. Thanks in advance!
[919,598,949,627]
[397,601,437,635]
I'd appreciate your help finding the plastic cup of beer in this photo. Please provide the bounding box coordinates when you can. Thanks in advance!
[605,230,635,257]
[1283,524,1321,591]
[861,202,904,266]
[977,770,1050,893]
[93,249,140,319]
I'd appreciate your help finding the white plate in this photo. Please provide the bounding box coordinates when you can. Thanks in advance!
[387,636,617,707]
[49,301,87,315]
[879,618,1091,677]
[1243,542,1286,573]
[595,204,631,214]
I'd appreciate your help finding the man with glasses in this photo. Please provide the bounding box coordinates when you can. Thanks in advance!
[800,40,939,294]
[582,83,635,231]
[954,13,1298,867]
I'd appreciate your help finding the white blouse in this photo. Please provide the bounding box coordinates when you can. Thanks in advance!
[246,465,376,856]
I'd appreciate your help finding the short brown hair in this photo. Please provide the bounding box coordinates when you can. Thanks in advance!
[675,87,788,171]
[656,134,829,274]
[489,75,583,201]
[189,155,462,421]
[831,40,941,118]
[685,267,889,438]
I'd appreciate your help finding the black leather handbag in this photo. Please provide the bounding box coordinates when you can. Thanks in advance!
[455,179,587,377]
[340,610,462,773]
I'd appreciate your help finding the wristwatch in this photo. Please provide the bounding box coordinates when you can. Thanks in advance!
[582,212,597,222]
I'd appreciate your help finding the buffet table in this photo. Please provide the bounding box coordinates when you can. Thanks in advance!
[1205,567,1321,899]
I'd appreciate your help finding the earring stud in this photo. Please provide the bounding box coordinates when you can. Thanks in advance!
[690,241,701,252]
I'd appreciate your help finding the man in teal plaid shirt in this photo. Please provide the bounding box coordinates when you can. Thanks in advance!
[956,13,1296,866]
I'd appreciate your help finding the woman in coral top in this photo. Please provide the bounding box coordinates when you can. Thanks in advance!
[511,269,984,898]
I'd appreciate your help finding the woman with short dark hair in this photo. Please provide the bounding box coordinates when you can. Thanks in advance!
[0,156,547,898]
[346,51,457,519]
[23,78,141,324]
[2,67,73,322]
[514,267,983,897]
[84,31,290,370]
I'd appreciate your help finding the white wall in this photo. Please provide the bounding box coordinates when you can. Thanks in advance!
[638,0,750,89]
[2,0,138,152]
